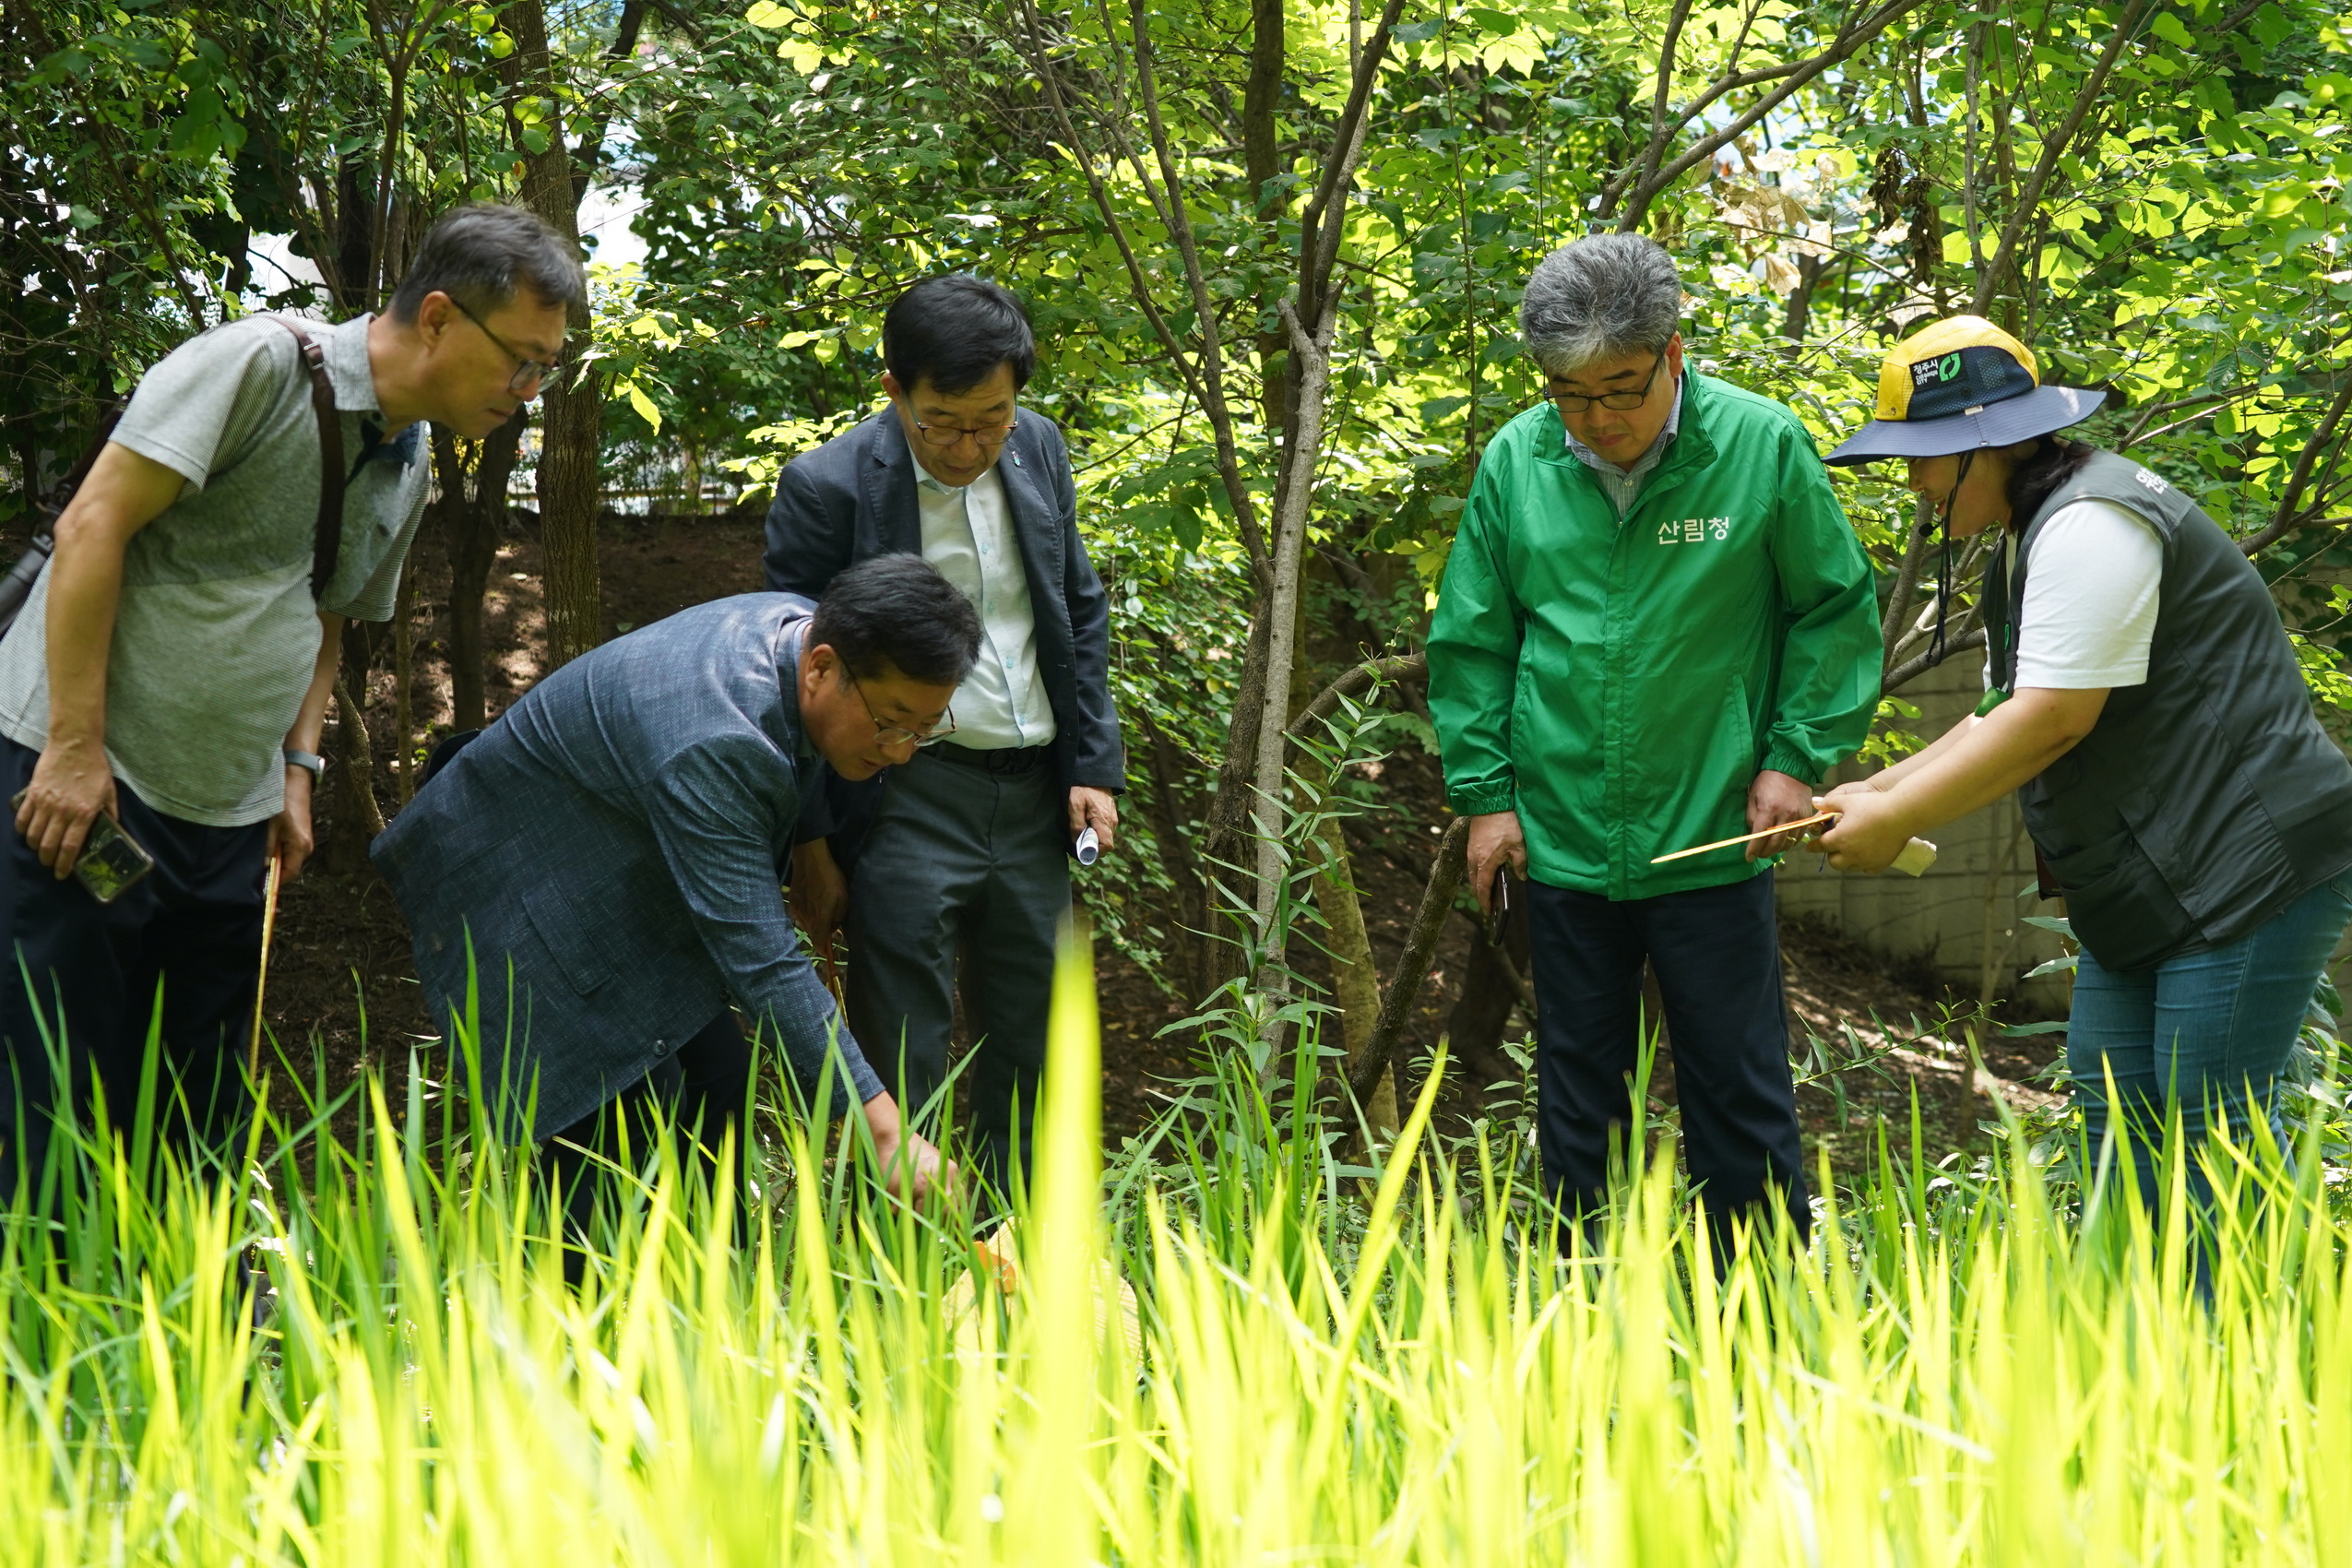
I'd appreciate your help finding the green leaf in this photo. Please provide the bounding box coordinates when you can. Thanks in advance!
[2147,11,2194,48]
[622,379,662,432]
[2001,1019,2071,1037]
[745,0,794,27]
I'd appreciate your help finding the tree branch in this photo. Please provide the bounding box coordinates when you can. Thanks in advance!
[1285,653,1427,742]
[1123,0,1274,580]
[1344,816,1469,1105]
[1883,625,1989,695]
[2238,374,2352,558]
[1608,0,1928,229]
[1968,0,2152,313]
[1299,0,1408,318]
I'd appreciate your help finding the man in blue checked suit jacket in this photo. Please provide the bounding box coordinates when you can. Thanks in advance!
[766,276,1125,1197]
[374,555,979,1207]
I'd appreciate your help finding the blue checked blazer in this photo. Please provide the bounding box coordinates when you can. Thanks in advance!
[374,594,879,1137]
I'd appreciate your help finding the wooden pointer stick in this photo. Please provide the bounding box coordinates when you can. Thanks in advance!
[247,852,283,1084]
[1652,811,1940,875]
[1650,810,1840,863]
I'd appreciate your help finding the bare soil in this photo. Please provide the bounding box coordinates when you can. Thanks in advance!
[267,510,2064,1173]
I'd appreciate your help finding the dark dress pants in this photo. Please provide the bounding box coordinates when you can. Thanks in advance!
[846,746,1068,1201]
[541,1010,754,1277]
[1526,869,1810,1251]
[0,736,264,1200]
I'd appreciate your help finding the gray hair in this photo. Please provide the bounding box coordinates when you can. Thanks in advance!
[1518,234,1683,374]
[389,204,586,323]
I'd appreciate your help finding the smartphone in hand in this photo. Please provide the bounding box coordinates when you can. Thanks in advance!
[1484,864,1513,946]
[9,789,156,904]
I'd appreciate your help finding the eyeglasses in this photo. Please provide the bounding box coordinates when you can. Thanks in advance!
[451,297,562,397]
[1547,350,1669,413]
[846,670,956,748]
[910,412,1018,451]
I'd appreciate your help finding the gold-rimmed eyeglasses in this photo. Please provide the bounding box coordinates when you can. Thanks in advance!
[846,670,957,748]
[910,412,1018,451]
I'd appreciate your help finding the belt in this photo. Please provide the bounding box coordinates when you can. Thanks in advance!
[926,742,1052,777]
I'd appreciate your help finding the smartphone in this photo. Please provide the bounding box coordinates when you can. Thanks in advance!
[1484,864,1513,945]
[9,789,156,904]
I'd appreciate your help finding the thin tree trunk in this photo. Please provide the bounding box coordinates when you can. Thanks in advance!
[1242,0,1288,427]
[498,0,603,671]
[1344,817,1469,1106]
[391,557,416,805]
[326,674,386,872]
[435,410,524,732]
[1314,815,1398,1134]
[1135,707,1214,999]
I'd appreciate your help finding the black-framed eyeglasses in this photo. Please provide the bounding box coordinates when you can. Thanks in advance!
[910,411,1019,451]
[1547,350,1669,413]
[846,670,956,748]
[451,297,562,397]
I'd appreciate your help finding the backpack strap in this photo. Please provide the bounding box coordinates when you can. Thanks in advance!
[264,316,347,603]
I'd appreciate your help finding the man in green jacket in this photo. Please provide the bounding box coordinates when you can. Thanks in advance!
[1429,234,1880,1251]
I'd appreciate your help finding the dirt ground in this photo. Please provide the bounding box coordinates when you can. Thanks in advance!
[264,508,2063,1174]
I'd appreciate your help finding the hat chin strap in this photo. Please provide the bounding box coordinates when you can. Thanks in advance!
[1928,447,1978,669]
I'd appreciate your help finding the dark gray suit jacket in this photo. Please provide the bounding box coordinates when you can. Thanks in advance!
[763,410,1125,792]
[374,595,879,1137]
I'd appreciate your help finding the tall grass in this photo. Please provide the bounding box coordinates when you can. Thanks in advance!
[1,939,2346,1565]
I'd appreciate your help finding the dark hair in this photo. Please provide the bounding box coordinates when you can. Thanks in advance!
[2004,436,2098,529]
[882,275,1035,397]
[388,205,586,324]
[808,553,980,686]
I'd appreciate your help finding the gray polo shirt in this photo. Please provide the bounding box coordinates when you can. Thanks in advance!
[0,314,430,826]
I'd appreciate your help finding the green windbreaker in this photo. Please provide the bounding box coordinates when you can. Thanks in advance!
[1428,373,1881,899]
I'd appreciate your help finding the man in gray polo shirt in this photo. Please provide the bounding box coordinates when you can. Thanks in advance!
[0,203,582,1191]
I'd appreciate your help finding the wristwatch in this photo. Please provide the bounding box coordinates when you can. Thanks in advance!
[283,747,325,779]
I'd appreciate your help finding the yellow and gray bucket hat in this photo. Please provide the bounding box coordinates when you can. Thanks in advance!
[1825,315,2104,466]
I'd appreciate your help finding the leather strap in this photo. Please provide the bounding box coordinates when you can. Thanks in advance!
[265,316,346,603]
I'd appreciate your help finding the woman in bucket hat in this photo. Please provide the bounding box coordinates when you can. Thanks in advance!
[1814,315,2352,1229]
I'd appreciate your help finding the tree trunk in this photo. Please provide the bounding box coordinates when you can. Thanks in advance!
[1443,900,1532,1090]
[434,410,525,733]
[1314,816,1397,1134]
[1135,708,1216,1001]
[497,0,603,672]
[391,557,416,805]
[1241,0,1288,428]
[325,671,386,873]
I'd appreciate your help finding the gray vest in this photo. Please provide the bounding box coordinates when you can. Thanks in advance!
[1983,451,2352,971]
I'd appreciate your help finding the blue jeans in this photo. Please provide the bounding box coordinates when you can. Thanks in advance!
[2068,872,2352,1218]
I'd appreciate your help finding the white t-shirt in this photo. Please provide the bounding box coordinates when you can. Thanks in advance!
[1986,498,2164,691]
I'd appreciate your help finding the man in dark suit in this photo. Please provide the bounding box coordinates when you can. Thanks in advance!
[764,275,1125,1196]
[374,556,980,1222]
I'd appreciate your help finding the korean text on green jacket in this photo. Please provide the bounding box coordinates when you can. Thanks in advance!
[1428,373,1882,900]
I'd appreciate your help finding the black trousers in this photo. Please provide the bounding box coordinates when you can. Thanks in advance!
[540,1009,755,1270]
[846,748,1068,1201]
[0,737,264,1198]
[1526,870,1810,1248]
